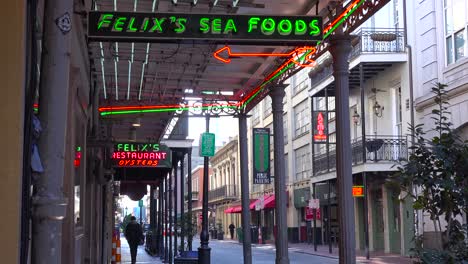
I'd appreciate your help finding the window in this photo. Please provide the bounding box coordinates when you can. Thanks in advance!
[263,96,272,117]
[444,0,468,64]
[293,79,309,95]
[251,106,260,125]
[294,100,310,137]
[295,145,311,181]
[283,114,288,143]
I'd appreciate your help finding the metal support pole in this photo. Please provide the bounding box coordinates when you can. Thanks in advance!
[187,148,193,251]
[269,84,290,264]
[238,113,252,264]
[330,33,356,263]
[169,169,174,264]
[180,154,185,251]
[328,181,332,254]
[174,158,178,258]
[199,115,211,264]
[32,0,72,263]
[360,62,370,261]
[158,183,163,256]
[164,175,169,263]
[313,183,317,252]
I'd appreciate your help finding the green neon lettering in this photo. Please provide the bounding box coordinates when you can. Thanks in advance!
[124,144,129,151]
[248,17,261,32]
[150,18,166,33]
[224,19,237,34]
[309,19,321,36]
[200,18,210,33]
[98,14,113,30]
[174,18,187,33]
[131,144,136,151]
[278,19,292,36]
[261,18,275,35]
[127,17,138,32]
[117,144,123,151]
[212,18,221,34]
[113,17,126,32]
[295,20,307,35]
[141,18,150,32]
[141,144,148,151]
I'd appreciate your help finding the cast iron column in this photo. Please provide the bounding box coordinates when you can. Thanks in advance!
[169,167,174,263]
[187,148,193,251]
[32,0,72,263]
[269,84,290,264]
[180,153,185,251]
[199,115,211,263]
[174,157,178,258]
[158,183,163,256]
[238,113,252,264]
[330,34,356,263]
[164,174,169,263]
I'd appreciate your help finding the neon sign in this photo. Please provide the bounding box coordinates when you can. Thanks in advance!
[112,142,172,168]
[313,112,327,142]
[88,12,322,44]
[74,146,82,168]
[352,186,365,197]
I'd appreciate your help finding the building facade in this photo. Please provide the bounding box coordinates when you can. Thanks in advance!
[408,0,468,248]
[209,137,242,238]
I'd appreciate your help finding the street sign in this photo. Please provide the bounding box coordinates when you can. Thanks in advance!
[255,196,265,211]
[309,198,320,209]
[138,200,143,207]
[88,12,323,45]
[352,186,365,197]
[199,132,215,157]
[305,206,321,221]
[253,128,271,184]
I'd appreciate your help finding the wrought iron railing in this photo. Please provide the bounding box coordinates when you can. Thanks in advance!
[313,135,408,175]
[208,185,238,202]
[309,28,405,88]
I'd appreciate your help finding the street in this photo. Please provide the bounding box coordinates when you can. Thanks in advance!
[120,236,338,264]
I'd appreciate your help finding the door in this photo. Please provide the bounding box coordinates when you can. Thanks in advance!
[372,188,385,250]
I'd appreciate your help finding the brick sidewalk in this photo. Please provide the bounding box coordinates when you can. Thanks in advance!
[220,238,414,264]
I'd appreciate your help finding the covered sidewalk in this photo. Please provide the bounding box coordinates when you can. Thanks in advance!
[120,234,162,264]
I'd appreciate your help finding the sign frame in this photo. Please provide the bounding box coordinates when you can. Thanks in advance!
[253,127,271,184]
[88,11,323,45]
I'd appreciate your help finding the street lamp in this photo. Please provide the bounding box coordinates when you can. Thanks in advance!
[352,110,361,126]
[373,101,384,117]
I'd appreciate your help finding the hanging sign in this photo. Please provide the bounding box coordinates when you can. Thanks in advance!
[313,111,327,142]
[253,128,271,184]
[88,11,322,44]
[199,132,215,157]
[352,185,365,197]
[112,142,172,168]
[309,198,320,209]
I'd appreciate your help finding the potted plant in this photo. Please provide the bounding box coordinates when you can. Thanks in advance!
[216,221,224,240]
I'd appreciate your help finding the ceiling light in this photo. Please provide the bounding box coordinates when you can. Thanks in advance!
[132,117,141,127]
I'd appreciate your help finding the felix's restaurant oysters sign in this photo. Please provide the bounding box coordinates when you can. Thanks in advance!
[112,142,171,168]
[88,11,322,44]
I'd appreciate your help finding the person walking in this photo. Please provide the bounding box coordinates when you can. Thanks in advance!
[125,216,144,264]
[229,223,236,240]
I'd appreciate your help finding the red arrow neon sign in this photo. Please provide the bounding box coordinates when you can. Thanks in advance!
[213,46,317,67]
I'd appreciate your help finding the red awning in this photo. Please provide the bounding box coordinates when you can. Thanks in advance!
[264,194,275,209]
[225,199,258,214]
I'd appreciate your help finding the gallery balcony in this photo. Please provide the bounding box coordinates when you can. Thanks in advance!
[184,191,199,201]
[309,28,406,91]
[208,185,238,203]
[312,135,408,176]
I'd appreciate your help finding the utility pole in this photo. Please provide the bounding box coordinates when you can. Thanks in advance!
[32,0,73,263]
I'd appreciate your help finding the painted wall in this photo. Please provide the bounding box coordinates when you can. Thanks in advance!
[0,1,25,263]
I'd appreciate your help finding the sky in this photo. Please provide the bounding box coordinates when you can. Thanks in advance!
[188,116,239,146]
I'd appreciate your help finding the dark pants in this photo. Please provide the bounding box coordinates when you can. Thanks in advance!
[129,242,138,264]
[230,229,234,239]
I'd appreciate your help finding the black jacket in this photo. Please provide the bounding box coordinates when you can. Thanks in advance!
[125,221,143,245]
